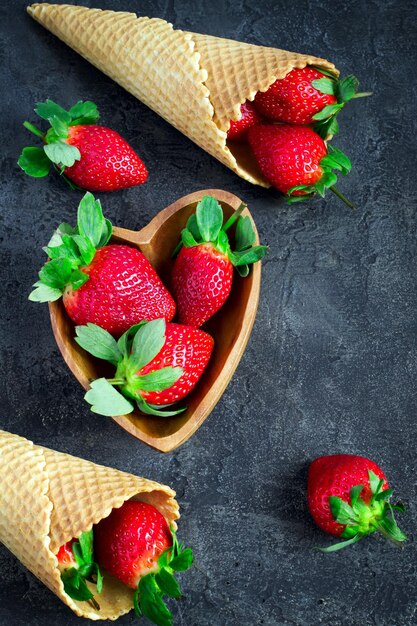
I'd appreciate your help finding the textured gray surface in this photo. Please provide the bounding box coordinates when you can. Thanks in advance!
[1,0,417,624]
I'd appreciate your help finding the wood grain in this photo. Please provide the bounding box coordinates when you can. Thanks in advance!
[49,189,261,452]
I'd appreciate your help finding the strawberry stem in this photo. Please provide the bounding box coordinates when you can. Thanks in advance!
[329,186,356,210]
[23,120,44,138]
[352,91,373,99]
[88,597,100,611]
[222,202,247,232]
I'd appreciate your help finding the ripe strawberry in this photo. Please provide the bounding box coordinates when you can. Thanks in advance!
[94,501,193,626]
[253,68,370,138]
[227,100,263,141]
[75,318,214,417]
[29,193,176,335]
[171,195,268,328]
[248,124,353,206]
[18,99,148,191]
[56,531,103,608]
[307,454,407,552]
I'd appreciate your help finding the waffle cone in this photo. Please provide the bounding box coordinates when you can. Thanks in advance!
[0,430,179,620]
[27,3,338,187]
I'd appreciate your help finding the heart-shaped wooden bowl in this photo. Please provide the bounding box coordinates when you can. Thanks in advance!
[49,189,261,452]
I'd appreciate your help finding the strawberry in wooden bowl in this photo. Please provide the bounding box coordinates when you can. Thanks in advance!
[43,189,266,451]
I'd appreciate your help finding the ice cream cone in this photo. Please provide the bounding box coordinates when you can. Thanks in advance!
[27,3,337,186]
[0,430,179,620]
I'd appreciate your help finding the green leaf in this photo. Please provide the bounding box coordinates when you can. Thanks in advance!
[135,367,183,392]
[75,324,122,365]
[312,103,344,121]
[69,100,100,125]
[236,264,249,278]
[329,496,357,524]
[133,588,142,618]
[338,75,360,102]
[186,213,201,241]
[72,542,84,567]
[320,171,338,189]
[39,257,73,289]
[235,216,256,251]
[95,564,103,594]
[230,246,268,267]
[18,147,51,177]
[73,235,96,266]
[69,269,89,291]
[137,397,187,417]
[130,319,166,371]
[61,569,94,602]
[85,378,134,417]
[35,99,71,124]
[98,219,113,248]
[169,548,193,572]
[44,141,81,168]
[29,283,62,302]
[317,534,362,553]
[375,488,393,502]
[368,470,382,495]
[139,574,173,626]
[350,484,364,508]
[379,517,407,543]
[196,195,223,243]
[78,530,94,563]
[311,77,337,95]
[77,193,109,247]
[155,568,181,598]
[181,228,199,248]
[49,115,69,139]
[327,146,352,175]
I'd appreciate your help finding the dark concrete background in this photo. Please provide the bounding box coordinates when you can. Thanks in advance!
[1,0,417,624]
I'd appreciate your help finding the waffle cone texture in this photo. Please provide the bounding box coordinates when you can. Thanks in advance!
[27,3,338,187]
[0,430,179,620]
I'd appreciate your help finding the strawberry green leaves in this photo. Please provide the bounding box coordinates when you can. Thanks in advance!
[287,145,354,209]
[133,528,193,626]
[29,192,112,303]
[18,98,99,180]
[76,320,186,418]
[318,470,407,553]
[60,531,102,608]
[174,195,268,273]
[310,70,372,139]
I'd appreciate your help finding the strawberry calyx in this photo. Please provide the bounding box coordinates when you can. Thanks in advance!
[318,470,407,553]
[173,195,268,278]
[133,527,193,626]
[59,530,103,609]
[29,192,112,303]
[287,145,354,209]
[18,99,100,184]
[310,68,372,139]
[75,319,186,417]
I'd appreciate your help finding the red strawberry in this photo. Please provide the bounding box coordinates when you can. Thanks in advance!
[254,67,337,125]
[94,501,193,625]
[248,124,353,206]
[227,101,263,141]
[56,531,102,608]
[29,193,176,336]
[253,68,369,138]
[307,454,407,551]
[56,540,76,569]
[18,99,147,191]
[76,318,214,417]
[94,502,172,589]
[171,195,268,328]
[63,244,176,336]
